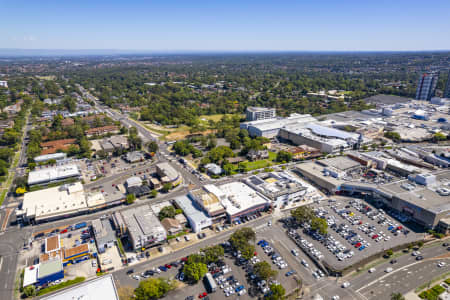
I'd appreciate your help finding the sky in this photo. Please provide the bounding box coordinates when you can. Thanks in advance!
[1,0,450,52]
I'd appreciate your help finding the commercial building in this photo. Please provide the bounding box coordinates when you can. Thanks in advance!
[294,161,344,194]
[240,114,317,138]
[445,70,450,99]
[125,151,145,163]
[0,80,7,88]
[188,186,227,222]
[62,244,91,266]
[34,153,67,164]
[174,195,212,233]
[340,170,450,230]
[279,123,364,154]
[23,259,64,287]
[125,176,143,188]
[17,182,116,223]
[45,235,61,254]
[92,218,116,253]
[206,182,270,222]
[116,205,166,250]
[245,106,276,121]
[40,274,119,300]
[156,162,182,186]
[18,182,88,223]
[27,164,81,186]
[243,171,312,207]
[415,73,438,100]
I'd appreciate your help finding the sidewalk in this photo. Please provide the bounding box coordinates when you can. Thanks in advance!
[404,291,422,300]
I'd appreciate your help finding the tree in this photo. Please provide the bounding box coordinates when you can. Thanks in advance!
[385,249,394,257]
[183,262,208,283]
[134,278,174,300]
[150,189,158,198]
[253,261,278,280]
[230,227,256,259]
[23,285,36,297]
[390,292,405,300]
[161,182,172,193]
[384,131,401,141]
[147,141,159,153]
[291,206,314,224]
[433,132,447,142]
[266,284,285,300]
[201,245,224,264]
[276,151,293,163]
[311,217,328,235]
[126,193,136,204]
[158,206,176,220]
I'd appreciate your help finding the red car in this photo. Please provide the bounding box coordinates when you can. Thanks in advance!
[60,229,68,234]
[199,292,208,298]
[372,234,378,239]
[164,264,172,269]
[355,242,361,248]
[180,257,188,262]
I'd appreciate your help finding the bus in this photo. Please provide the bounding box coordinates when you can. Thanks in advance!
[203,272,217,293]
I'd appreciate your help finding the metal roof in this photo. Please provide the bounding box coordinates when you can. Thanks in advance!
[306,123,358,140]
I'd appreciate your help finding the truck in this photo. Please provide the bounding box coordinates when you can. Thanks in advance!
[203,272,217,293]
[74,222,87,230]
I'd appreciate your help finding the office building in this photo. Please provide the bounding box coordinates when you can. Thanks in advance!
[174,195,212,233]
[245,107,276,121]
[415,73,438,100]
[0,81,7,88]
[92,218,116,253]
[444,70,450,99]
[117,205,166,250]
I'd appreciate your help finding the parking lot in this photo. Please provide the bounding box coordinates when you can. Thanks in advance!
[293,197,423,270]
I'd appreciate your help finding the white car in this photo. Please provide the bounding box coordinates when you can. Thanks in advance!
[368,268,376,273]
[341,282,350,288]
[437,261,446,268]
[332,296,340,300]
[385,267,393,273]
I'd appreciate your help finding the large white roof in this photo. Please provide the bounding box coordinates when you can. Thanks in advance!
[21,182,87,221]
[211,182,269,217]
[41,274,119,300]
[28,164,80,185]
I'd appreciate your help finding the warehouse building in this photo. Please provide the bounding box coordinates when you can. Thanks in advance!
[27,164,81,186]
[117,205,166,250]
[174,195,212,233]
